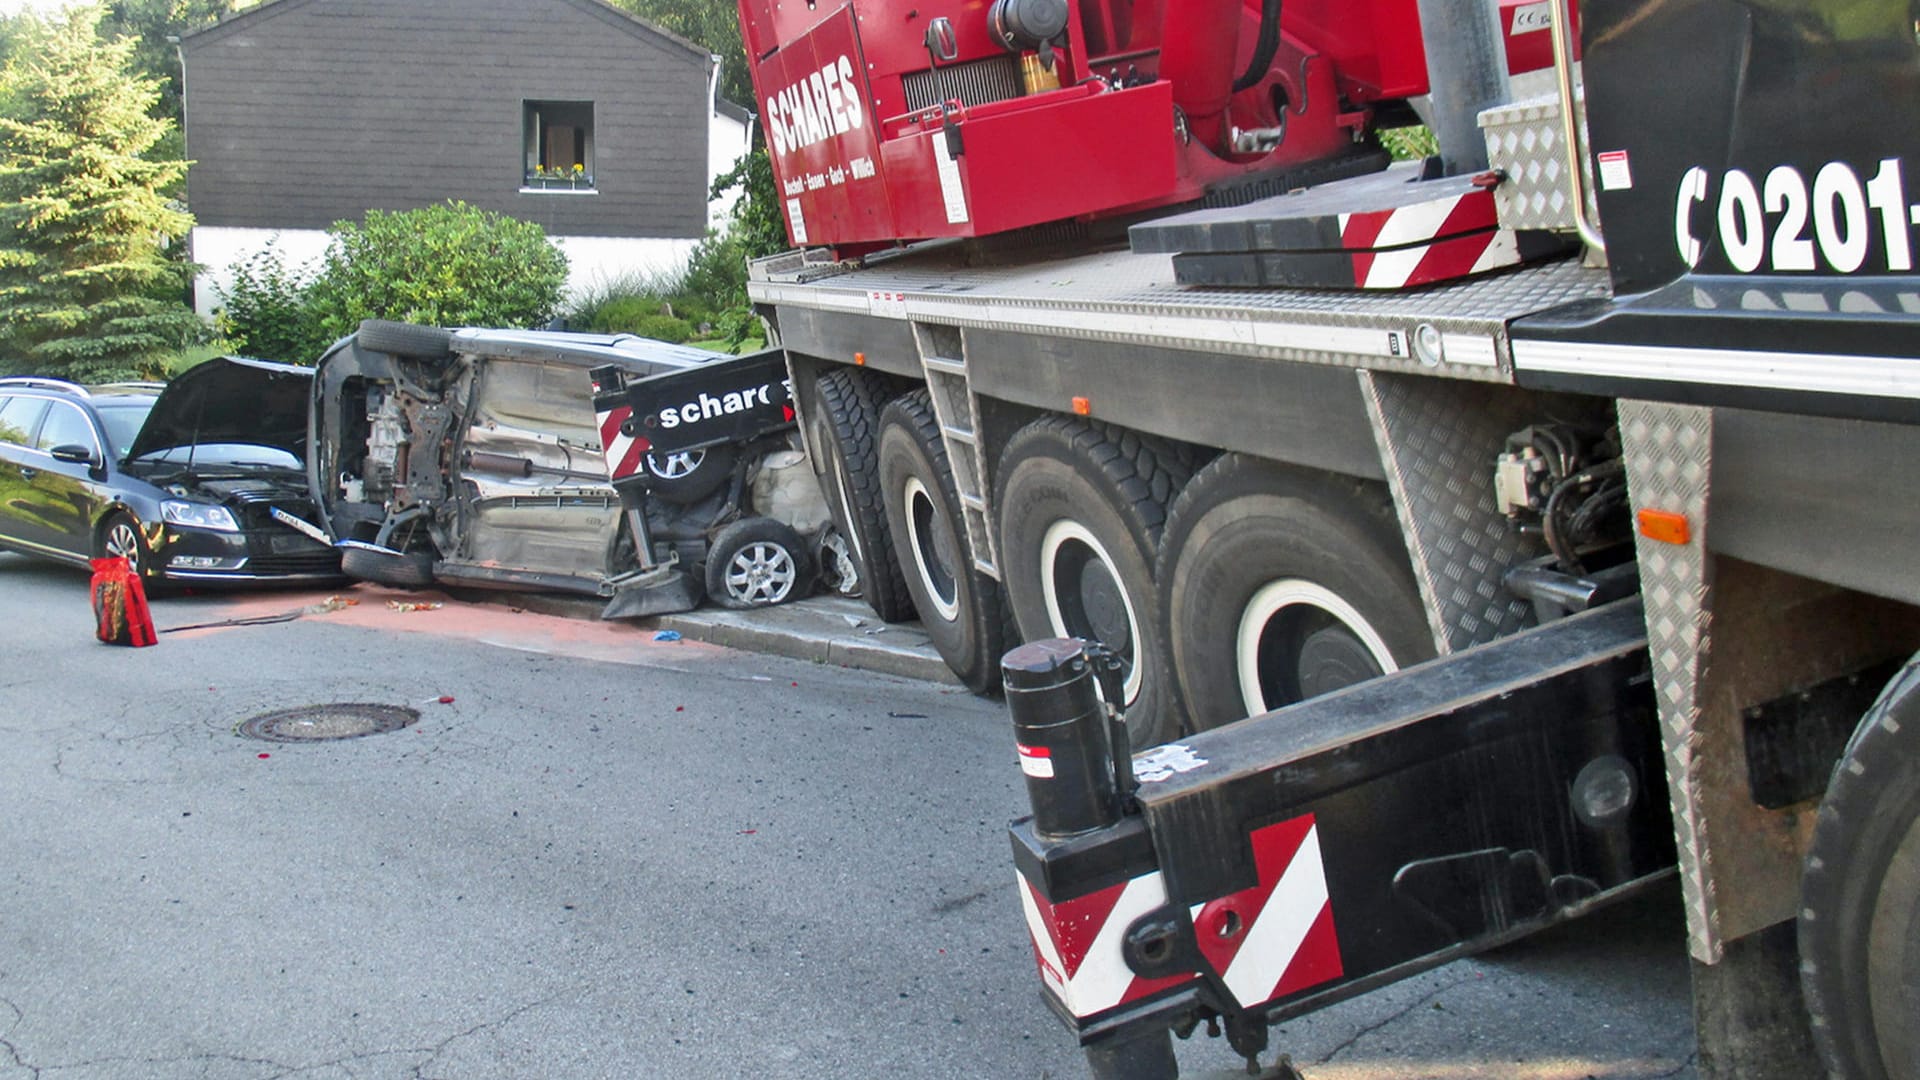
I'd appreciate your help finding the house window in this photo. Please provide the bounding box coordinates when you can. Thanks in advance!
[524,100,595,192]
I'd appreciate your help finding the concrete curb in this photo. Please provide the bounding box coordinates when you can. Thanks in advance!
[455,588,960,686]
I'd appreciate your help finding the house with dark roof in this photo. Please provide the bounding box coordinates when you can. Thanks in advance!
[181,0,751,315]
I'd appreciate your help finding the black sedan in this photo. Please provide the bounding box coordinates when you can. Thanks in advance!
[0,360,342,587]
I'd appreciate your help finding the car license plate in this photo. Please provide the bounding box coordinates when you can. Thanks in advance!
[269,506,331,544]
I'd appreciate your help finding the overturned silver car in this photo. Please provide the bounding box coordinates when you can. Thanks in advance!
[310,321,831,614]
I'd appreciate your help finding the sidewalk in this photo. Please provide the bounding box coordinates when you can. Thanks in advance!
[464,589,960,686]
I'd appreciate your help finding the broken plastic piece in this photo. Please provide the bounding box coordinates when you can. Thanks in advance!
[654,630,683,642]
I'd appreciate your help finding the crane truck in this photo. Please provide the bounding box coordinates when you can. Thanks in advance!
[702,0,1920,1074]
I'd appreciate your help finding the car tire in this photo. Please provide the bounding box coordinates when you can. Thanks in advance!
[995,417,1191,747]
[809,368,916,623]
[97,511,154,581]
[878,390,1013,695]
[340,545,436,588]
[643,443,737,505]
[706,517,812,609]
[1158,454,1434,732]
[1800,656,1920,1080]
[357,319,453,360]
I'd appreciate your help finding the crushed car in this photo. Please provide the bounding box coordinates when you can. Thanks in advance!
[0,361,342,587]
[309,320,833,615]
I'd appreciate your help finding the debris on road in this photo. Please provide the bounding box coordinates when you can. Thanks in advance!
[653,630,683,642]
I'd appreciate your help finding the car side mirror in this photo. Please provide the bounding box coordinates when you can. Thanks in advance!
[49,444,99,467]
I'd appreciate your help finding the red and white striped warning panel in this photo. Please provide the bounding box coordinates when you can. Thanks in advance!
[1172,228,1571,289]
[1018,813,1342,1019]
[1019,871,1196,1018]
[1189,815,1342,1008]
[596,403,650,482]
[1132,165,1570,289]
[1336,186,1499,253]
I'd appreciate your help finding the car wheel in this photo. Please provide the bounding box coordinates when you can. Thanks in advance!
[1800,656,1920,1080]
[357,319,453,360]
[877,390,1013,695]
[644,443,737,505]
[340,545,436,588]
[706,517,812,609]
[1158,454,1434,732]
[97,511,153,580]
[814,523,862,597]
[996,417,1191,747]
[808,368,916,623]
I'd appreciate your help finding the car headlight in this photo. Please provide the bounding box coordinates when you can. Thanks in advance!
[161,500,240,532]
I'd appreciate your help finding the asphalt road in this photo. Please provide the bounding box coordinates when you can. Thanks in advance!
[0,553,1700,1079]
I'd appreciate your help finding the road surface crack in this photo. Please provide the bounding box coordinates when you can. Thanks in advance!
[1309,974,1477,1066]
[403,994,565,1080]
[0,996,38,1080]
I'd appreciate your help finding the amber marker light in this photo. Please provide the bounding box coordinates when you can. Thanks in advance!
[1071,396,1091,416]
[853,352,866,366]
[1636,508,1691,545]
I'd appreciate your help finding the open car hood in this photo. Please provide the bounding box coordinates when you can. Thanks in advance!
[125,356,313,463]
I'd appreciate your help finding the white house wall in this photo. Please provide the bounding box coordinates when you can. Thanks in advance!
[192,226,706,322]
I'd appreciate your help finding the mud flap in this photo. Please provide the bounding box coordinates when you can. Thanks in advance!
[599,562,703,620]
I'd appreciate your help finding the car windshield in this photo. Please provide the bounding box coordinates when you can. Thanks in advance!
[132,442,303,470]
[94,400,157,459]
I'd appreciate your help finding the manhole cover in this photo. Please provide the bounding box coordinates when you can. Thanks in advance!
[236,703,420,743]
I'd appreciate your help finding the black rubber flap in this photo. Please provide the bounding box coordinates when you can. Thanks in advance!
[1130,163,1485,256]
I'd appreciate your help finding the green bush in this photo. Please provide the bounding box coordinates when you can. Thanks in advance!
[581,294,687,339]
[1378,125,1439,162]
[217,241,321,363]
[674,228,749,325]
[302,201,568,345]
[629,313,693,343]
[584,293,669,334]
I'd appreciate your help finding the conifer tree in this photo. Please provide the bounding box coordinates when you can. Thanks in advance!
[0,5,200,379]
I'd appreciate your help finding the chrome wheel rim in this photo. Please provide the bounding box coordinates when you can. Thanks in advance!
[104,520,143,572]
[647,449,706,481]
[724,541,797,605]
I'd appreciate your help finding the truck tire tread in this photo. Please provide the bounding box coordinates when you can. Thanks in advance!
[1800,654,1920,1080]
[878,389,1012,694]
[812,368,916,623]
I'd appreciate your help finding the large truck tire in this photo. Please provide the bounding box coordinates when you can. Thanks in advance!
[995,416,1190,746]
[808,368,916,623]
[877,390,1012,694]
[1800,656,1920,1080]
[1158,454,1434,731]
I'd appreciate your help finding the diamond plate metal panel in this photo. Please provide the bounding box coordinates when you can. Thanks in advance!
[1359,372,1543,654]
[1618,399,1720,964]
[751,245,1610,385]
[1480,91,1599,232]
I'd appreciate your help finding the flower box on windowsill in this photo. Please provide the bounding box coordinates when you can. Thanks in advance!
[521,173,596,194]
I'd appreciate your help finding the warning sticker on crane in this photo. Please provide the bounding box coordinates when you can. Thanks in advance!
[934,136,969,224]
[786,198,809,245]
[1016,743,1054,779]
[1598,150,1633,191]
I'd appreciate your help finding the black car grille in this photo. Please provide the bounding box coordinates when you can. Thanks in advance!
[246,549,342,576]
